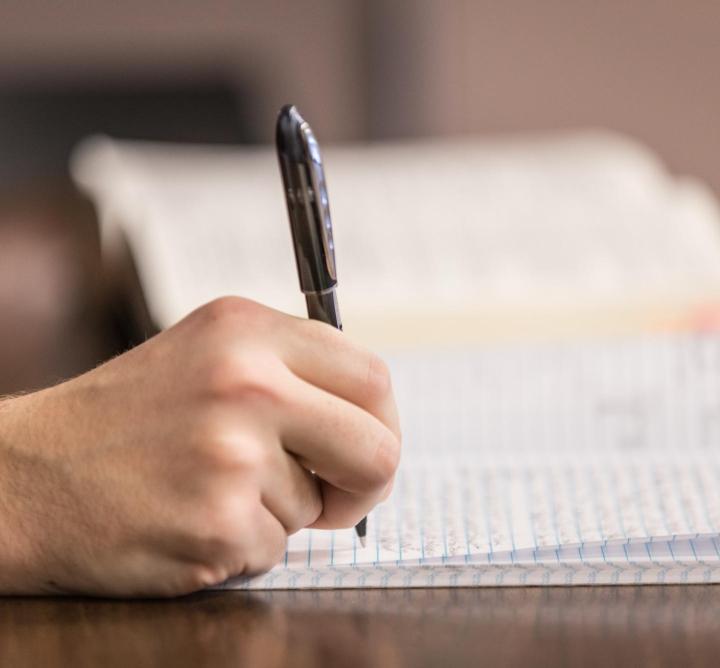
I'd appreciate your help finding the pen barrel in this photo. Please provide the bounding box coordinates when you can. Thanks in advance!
[305,288,364,541]
[305,290,342,330]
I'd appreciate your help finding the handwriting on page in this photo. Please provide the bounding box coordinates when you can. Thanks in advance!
[226,333,720,589]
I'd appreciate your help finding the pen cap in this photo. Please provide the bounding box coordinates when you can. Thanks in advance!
[276,105,338,293]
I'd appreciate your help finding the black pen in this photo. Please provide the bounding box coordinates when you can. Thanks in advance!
[275,104,367,547]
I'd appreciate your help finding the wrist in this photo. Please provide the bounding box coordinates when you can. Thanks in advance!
[0,394,48,593]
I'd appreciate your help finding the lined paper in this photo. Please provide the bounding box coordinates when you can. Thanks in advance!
[219,333,720,589]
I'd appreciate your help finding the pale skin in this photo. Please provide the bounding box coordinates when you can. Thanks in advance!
[0,297,401,597]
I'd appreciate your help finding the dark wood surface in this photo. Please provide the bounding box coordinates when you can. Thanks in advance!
[1,587,719,667]
[1,188,720,667]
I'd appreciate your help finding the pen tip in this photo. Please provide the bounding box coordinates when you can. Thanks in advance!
[355,516,367,546]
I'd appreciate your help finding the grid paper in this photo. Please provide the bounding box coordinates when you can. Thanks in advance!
[221,333,720,589]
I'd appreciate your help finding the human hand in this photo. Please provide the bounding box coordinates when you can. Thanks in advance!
[0,297,400,596]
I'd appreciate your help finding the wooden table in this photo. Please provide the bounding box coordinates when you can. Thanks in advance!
[2,188,719,667]
[1,586,718,667]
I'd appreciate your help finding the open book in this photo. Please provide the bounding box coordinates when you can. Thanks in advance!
[72,131,720,344]
[72,133,720,587]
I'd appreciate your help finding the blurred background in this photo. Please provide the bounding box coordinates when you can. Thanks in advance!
[1,0,720,394]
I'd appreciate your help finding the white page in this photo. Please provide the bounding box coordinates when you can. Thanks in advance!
[72,133,720,334]
[218,333,720,589]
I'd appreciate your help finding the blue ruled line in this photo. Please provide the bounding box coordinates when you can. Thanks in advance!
[692,467,717,534]
[441,472,449,564]
[395,473,404,565]
[565,465,585,561]
[481,471,494,564]
[543,467,562,563]
[500,468,517,563]
[459,468,471,564]
[522,469,539,564]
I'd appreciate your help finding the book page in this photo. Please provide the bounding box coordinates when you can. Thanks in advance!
[72,134,720,335]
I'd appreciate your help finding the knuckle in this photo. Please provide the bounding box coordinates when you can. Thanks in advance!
[233,440,274,475]
[198,296,263,326]
[185,563,230,591]
[368,429,401,487]
[221,437,273,477]
[194,424,270,474]
[203,350,284,403]
[181,493,292,586]
[331,429,400,495]
[364,354,393,404]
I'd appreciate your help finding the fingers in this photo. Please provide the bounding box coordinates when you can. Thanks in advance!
[274,370,400,526]
[257,439,323,534]
[310,478,394,530]
[185,494,289,583]
[278,372,400,493]
[190,297,401,439]
[279,319,401,440]
[239,504,289,576]
[184,297,401,531]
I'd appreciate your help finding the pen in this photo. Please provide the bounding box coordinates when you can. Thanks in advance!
[275,104,367,547]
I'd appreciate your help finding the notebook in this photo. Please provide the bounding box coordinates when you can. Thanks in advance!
[219,333,720,588]
[71,132,720,587]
